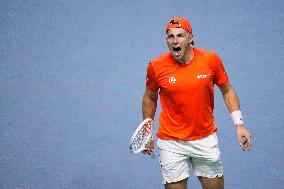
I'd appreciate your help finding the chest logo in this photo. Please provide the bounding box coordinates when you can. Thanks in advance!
[197,74,211,79]
[169,76,176,84]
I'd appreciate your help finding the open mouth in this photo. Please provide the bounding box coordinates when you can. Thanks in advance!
[172,47,181,56]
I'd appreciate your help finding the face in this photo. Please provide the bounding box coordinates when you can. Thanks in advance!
[166,28,193,64]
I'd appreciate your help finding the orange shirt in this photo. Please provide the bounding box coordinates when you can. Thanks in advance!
[146,48,228,140]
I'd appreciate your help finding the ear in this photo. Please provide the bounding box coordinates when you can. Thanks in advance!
[189,34,194,46]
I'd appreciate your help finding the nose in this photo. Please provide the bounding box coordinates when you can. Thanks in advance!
[173,36,178,44]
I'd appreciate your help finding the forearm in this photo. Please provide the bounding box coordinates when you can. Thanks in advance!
[219,79,251,150]
[142,89,157,120]
[220,82,246,127]
[222,89,240,113]
[142,96,157,120]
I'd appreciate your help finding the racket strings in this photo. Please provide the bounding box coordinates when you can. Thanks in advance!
[142,122,152,135]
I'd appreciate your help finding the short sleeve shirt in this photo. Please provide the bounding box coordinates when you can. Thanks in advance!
[146,48,228,140]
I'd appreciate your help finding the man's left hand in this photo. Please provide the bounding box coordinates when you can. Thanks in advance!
[236,124,251,151]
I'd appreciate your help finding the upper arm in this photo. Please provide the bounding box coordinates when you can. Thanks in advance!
[212,52,229,87]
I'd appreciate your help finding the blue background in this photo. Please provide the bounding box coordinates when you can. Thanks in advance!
[1,1,283,188]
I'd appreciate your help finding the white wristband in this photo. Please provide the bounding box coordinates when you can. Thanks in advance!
[230,110,244,126]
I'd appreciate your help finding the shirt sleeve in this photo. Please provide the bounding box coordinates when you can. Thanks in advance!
[146,62,159,92]
[213,53,229,87]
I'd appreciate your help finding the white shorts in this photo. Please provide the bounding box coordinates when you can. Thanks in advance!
[157,132,224,184]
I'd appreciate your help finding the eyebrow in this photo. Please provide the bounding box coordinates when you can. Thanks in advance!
[167,32,186,36]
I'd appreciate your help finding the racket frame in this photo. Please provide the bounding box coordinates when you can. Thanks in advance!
[129,118,154,154]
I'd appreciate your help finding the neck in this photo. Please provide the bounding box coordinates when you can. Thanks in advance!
[178,47,194,65]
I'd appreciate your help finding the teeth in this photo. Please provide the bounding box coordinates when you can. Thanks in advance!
[172,47,181,56]
[173,47,181,52]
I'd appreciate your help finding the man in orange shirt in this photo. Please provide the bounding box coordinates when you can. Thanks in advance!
[142,17,251,189]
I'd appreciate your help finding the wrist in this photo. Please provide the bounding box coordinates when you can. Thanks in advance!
[230,110,244,126]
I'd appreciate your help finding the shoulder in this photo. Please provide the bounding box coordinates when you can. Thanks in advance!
[193,48,225,75]
[194,48,222,68]
[150,52,172,66]
[147,52,176,79]
[194,48,219,59]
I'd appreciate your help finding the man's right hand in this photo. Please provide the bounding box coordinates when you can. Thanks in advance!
[142,136,155,155]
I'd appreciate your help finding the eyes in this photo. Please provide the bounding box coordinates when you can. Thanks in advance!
[167,33,187,40]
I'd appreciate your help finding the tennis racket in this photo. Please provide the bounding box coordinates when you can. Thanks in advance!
[129,118,156,158]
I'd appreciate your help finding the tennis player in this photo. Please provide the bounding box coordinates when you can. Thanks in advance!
[142,16,251,189]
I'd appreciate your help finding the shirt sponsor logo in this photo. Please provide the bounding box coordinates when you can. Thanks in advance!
[197,74,211,79]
